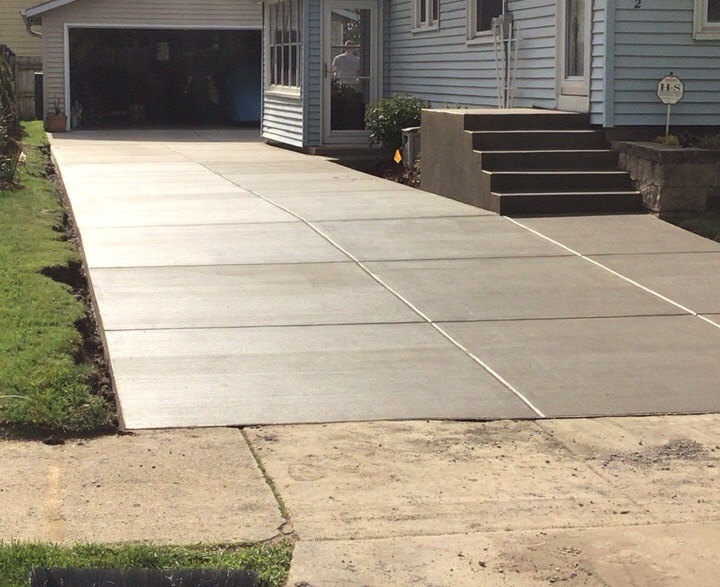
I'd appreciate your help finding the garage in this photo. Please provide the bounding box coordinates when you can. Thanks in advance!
[21,0,263,131]
[69,28,261,128]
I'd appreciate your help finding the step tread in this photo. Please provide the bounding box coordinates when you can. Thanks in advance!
[486,170,630,176]
[491,191,641,196]
[470,129,603,134]
[482,149,616,154]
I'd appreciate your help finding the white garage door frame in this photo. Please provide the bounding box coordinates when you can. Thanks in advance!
[62,23,262,130]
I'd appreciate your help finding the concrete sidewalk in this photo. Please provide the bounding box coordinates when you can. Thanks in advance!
[2,416,719,586]
[49,130,720,429]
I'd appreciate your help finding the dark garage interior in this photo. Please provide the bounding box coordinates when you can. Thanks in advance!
[69,28,262,128]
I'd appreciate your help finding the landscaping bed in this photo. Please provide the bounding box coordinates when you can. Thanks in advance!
[0,121,115,436]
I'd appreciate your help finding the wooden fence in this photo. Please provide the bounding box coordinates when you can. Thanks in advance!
[0,44,41,120]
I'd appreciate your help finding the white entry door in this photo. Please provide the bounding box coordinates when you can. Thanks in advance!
[322,0,380,144]
[556,0,591,112]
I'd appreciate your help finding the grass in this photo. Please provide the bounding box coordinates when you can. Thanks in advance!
[0,121,115,434]
[0,541,293,587]
[667,211,720,243]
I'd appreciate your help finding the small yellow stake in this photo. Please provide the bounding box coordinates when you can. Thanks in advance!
[393,149,402,164]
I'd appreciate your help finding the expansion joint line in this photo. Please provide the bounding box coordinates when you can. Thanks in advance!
[505,217,720,331]
[240,428,293,530]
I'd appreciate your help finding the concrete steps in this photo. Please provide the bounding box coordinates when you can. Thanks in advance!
[420,108,644,216]
[467,111,642,215]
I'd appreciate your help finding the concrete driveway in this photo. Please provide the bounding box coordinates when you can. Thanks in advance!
[51,130,720,429]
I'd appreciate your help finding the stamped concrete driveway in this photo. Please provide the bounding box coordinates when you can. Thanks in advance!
[51,130,720,429]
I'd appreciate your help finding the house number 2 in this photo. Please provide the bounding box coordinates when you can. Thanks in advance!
[635,0,642,7]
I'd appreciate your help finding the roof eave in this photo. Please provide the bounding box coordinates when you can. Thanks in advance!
[22,0,79,19]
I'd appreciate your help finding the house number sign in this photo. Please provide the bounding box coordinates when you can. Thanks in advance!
[657,73,684,138]
[657,74,684,105]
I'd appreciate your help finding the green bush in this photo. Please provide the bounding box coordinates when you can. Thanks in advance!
[695,134,720,150]
[365,94,430,150]
[0,51,20,185]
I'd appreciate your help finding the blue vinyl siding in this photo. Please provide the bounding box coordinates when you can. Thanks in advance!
[386,0,557,109]
[590,0,606,125]
[612,0,720,126]
[305,0,323,145]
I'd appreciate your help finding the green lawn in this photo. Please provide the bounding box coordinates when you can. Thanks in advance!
[0,122,115,434]
[667,211,720,243]
[0,542,293,587]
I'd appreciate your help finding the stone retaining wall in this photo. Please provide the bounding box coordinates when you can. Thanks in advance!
[614,141,720,214]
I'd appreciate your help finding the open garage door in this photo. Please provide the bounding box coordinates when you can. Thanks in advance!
[69,28,261,128]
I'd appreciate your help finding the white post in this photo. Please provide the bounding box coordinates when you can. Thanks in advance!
[666,104,671,138]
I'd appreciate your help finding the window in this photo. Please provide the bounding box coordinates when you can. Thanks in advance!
[467,0,502,41]
[694,0,720,40]
[413,0,439,31]
[266,0,302,91]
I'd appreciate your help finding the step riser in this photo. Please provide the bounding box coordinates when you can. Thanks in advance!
[464,113,590,131]
[481,150,619,171]
[491,193,643,216]
[490,173,634,193]
[472,131,607,151]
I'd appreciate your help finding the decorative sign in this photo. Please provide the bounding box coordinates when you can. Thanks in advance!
[657,74,684,105]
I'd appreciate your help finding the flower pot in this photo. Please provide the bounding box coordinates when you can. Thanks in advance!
[45,113,68,133]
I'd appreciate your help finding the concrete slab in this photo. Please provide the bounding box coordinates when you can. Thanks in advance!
[515,215,720,255]
[71,192,297,228]
[365,256,681,321]
[0,429,282,544]
[261,189,491,221]
[91,263,422,330]
[314,217,569,261]
[244,421,640,541]
[590,252,720,314]
[286,523,720,587]
[106,324,534,429]
[539,415,720,525]
[441,316,720,417]
[80,223,347,268]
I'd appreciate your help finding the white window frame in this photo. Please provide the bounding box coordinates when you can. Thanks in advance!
[412,0,439,32]
[694,0,720,40]
[466,0,503,43]
[265,0,302,96]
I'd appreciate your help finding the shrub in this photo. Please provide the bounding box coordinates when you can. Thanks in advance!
[365,94,430,150]
[695,134,720,150]
[653,134,680,147]
[0,52,21,186]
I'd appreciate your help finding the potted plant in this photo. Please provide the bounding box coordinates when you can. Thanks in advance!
[45,98,68,133]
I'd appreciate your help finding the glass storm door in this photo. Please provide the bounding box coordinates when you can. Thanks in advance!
[323,0,379,143]
[557,0,590,112]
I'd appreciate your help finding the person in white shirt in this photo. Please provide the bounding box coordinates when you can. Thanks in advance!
[331,41,360,80]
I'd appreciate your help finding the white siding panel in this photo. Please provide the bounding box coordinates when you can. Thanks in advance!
[40,0,261,118]
[613,0,720,126]
[263,94,304,147]
[386,0,557,109]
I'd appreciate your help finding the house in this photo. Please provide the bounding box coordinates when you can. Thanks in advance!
[22,0,720,140]
[21,0,262,130]
[1,0,43,118]
[258,0,720,150]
